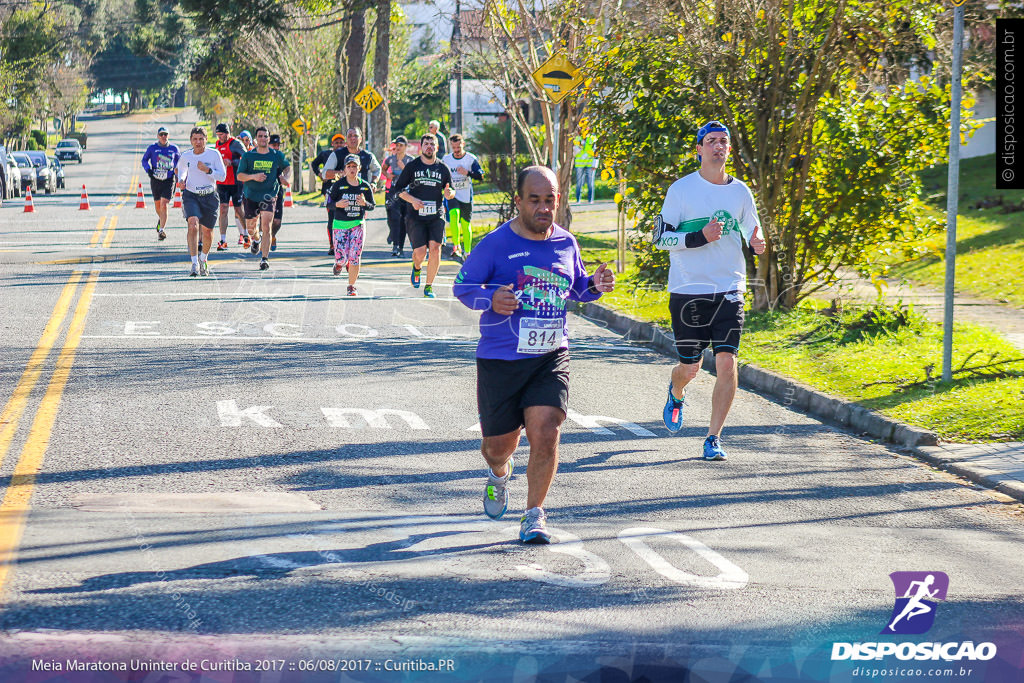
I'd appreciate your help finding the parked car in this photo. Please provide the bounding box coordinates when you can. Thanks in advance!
[12,154,34,194]
[0,145,13,200]
[49,156,65,189]
[6,157,22,197]
[55,138,83,163]
[24,151,57,194]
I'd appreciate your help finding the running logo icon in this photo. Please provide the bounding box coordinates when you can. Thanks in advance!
[882,571,949,635]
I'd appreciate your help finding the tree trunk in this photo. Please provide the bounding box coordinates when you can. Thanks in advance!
[336,17,354,129]
[346,10,367,132]
[371,0,392,157]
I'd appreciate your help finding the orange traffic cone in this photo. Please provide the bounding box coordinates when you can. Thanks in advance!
[23,188,35,213]
[79,184,91,210]
[284,186,293,208]
[229,196,235,208]
[172,187,182,208]
[135,183,146,209]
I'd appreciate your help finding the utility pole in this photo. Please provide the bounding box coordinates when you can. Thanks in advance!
[942,2,965,382]
[453,0,463,133]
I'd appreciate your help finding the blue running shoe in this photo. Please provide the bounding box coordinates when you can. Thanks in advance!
[519,507,551,544]
[483,457,514,520]
[423,284,435,298]
[703,435,728,461]
[663,383,684,433]
[411,266,421,288]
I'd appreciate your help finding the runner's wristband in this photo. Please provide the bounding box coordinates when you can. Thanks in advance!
[685,230,710,249]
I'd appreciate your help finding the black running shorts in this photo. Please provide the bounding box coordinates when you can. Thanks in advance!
[446,198,473,222]
[476,348,569,437]
[668,291,745,363]
[150,176,174,201]
[217,183,242,206]
[406,216,446,249]
[243,195,277,220]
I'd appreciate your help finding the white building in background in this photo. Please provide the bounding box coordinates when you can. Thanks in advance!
[963,88,995,160]
[449,79,508,139]
[401,0,455,55]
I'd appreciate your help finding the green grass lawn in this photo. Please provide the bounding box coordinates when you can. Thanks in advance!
[576,232,1024,442]
[878,154,1024,307]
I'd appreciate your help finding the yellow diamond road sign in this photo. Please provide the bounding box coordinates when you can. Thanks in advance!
[355,85,384,114]
[291,117,308,136]
[532,52,584,104]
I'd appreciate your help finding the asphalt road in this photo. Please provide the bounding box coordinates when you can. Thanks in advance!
[0,111,1022,682]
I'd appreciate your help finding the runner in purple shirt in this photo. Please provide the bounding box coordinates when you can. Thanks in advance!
[453,166,615,544]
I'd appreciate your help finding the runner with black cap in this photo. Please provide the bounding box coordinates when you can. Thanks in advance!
[382,135,415,257]
[214,123,248,250]
[654,120,765,460]
[141,126,179,240]
[313,133,347,254]
[325,153,375,295]
[268,133,286,251]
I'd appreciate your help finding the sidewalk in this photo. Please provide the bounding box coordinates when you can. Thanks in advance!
[822,269,1024,351]
[915,442,1024,502]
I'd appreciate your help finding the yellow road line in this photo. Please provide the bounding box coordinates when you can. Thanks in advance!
[0,269,100,598]
[88,216,108,247]
[35,257,107,266]
[0,272,82,473]
[101,215,119,248]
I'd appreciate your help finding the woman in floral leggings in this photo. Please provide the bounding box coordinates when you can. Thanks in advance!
[326,154,376,295]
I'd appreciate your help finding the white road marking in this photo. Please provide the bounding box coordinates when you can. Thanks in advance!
[565,409,657,437]
[516,527,612,588]
[216,400,283,428]
[321,408,430,430]
[618,528,749,590]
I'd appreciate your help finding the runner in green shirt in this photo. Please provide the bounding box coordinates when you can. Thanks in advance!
[237,126,291,270]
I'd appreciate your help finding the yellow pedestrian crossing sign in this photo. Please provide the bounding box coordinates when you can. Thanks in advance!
[291,117,308,136]
[532,52,584,104]
[355,85,384,114]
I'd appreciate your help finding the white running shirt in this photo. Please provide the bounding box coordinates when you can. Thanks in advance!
[176,148,226,193]
[655,171,760,295]
[442,152,479,202]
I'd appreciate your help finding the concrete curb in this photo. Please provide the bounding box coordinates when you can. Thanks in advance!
[912,447,1024,502]
[572,300,1024,503]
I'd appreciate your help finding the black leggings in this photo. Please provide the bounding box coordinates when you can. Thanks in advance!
[387,200,406,250]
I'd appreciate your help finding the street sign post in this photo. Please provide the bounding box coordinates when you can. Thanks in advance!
[942,2,965,382]
[355,85,384,114]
